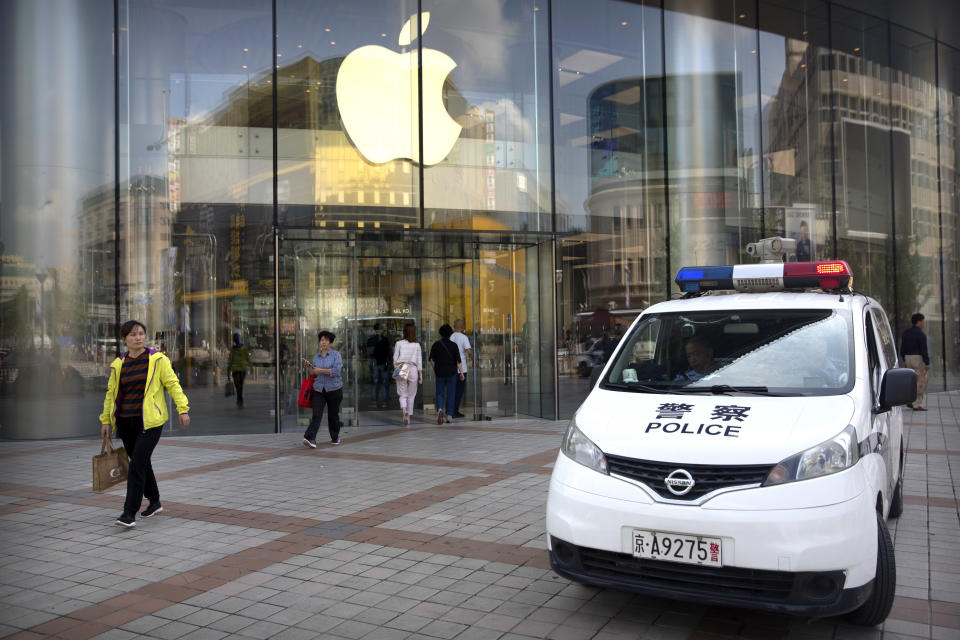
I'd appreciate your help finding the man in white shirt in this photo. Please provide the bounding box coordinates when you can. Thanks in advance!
[450,318,473,418]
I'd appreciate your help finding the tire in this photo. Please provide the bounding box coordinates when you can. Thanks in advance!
[846,513,896,626]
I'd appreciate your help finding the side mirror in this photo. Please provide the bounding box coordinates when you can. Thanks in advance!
[877,368,917,412]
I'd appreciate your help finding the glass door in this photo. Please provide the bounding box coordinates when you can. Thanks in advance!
[471,241,548,420]
[281,232,553,432]
[282,238,357,432]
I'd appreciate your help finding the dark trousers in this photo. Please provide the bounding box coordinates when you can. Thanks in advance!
[116,416,162,517]
[435,375,456,416]
[370,363,389,405]
[304,387,343,442]
[454,373,467,414]
[232,371,246,406]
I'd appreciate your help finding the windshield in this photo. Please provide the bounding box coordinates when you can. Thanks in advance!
[601,308,854,396]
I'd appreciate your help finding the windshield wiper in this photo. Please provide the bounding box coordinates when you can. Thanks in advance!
[671,384,789,396]
[602,382,668,394]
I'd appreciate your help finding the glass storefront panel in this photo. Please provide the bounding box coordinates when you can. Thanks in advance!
[553,0,666,418]
[421,0,552,231]
[890,26,942,387]
[6,1,960,442]
[0,0,116,438]
[665,0,763,268]
[938,44,960,388]
[831,7,894,307]
[120,0,276,435]
[759,0,833,266]
[276,0,420,228]
[285,235,357,432]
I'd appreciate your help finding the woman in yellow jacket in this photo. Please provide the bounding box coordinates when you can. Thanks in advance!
[99,320,190,528]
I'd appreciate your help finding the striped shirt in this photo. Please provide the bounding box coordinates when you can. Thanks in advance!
[117,351,149,417]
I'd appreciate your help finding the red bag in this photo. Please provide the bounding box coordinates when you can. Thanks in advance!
[298,376,314,408]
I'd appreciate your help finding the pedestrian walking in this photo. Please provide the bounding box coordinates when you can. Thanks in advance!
[449,318,473,418]
[99,320,190,528]
[227,333,252,407]
[393,322,422,426]
[429,324,462,424]
[301,330,343,447]
[901,313,930,411]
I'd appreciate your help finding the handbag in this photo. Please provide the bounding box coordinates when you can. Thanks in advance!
[92,436,128,492]
[393,362,410,380]
[224,379,235,397]
[298,376,314,408]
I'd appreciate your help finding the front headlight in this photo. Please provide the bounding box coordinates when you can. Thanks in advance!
[763,425,859,486]
[561,417,608,474]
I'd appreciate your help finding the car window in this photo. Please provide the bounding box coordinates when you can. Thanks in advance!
[601,308,854,395]
[870,308,897,369]
[606,317,662,384]
[864,311,883,394]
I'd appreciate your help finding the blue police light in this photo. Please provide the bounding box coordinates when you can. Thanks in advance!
[675,266,735,293]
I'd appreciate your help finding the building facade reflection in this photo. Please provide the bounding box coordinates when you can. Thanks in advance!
[0,0,957,438]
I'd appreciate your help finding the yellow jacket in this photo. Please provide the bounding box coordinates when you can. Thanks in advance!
[99,350,190,430]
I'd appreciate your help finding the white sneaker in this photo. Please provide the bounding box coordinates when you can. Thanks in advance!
[303,438,317,449]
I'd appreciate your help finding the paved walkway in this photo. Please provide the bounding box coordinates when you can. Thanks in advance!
[0,392,957,640]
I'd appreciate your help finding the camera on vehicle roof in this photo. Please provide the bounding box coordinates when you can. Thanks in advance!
[745,236,797,262]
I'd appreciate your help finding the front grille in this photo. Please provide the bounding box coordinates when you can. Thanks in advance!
[578,546,795,602]
[605,455,773,501]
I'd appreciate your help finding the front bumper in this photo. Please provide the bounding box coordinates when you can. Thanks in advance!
[549,537,871,617]
[546,454,880,617]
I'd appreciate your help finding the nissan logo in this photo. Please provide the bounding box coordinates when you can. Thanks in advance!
[664,469,695,496]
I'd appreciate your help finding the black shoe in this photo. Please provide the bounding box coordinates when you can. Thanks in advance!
[114,513,136,528]
[452,412,465,418]
[141,502,163,518]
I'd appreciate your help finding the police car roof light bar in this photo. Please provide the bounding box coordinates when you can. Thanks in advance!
[675,261,852,293]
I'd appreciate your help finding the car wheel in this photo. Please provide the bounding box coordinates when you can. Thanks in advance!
[846,513,896,626]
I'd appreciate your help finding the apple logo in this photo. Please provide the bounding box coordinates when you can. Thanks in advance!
[336,12,462,166]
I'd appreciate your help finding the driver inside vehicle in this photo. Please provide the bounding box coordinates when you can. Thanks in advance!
[675,335,717,382]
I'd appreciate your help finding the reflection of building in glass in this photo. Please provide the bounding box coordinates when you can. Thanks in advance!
[763,41,945,325]
[2,0,958,440]
[0,255,38,304]
[578,73,743,316]
[169,57,546,227]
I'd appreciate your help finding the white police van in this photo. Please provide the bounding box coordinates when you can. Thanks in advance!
[546,241,916,626]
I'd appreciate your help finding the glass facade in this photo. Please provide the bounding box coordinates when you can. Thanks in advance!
[1,0,957,439]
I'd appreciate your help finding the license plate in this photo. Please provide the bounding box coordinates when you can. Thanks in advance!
[632,529,722,567]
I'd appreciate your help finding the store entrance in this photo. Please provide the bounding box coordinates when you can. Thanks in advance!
[280,230,553,431]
